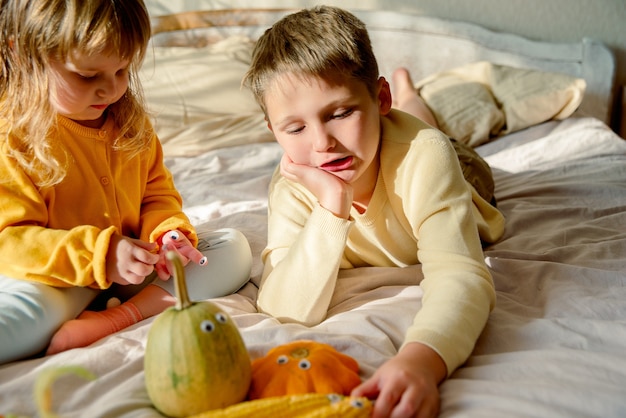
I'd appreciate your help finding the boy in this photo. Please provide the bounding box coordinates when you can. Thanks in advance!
[243,6,504,417]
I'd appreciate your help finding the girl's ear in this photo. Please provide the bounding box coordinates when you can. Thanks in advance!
[377,77,392,115]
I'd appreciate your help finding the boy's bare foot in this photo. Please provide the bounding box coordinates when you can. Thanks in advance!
[391,67,439,127]
[391,67,417,109]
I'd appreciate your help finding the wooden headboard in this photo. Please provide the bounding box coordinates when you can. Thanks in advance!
[151,8,616,124]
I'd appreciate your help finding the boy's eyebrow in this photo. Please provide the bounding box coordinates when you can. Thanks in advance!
[270,114,298,128]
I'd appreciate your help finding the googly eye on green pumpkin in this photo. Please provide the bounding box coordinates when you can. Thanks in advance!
[200,319,215,333]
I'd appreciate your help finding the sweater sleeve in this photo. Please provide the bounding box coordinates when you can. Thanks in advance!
[394,130,496,375]
[0,126,195,289]
[140,135,197,246]
[258,172,353,325]
[0,146,115,288]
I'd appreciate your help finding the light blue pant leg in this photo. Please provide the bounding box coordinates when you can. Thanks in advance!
[0,228,250,365]
[154,228,252,300]
[0,277,98,364]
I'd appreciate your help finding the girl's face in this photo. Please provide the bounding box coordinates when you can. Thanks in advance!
[265,73,392,194]
[48,51,130,128]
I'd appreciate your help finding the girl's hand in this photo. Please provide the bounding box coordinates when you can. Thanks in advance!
[106,234,160,286]
[279,153,353,219]
[154,230,207,280]
[350,343,446,418]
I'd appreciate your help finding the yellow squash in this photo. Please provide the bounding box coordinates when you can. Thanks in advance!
[188,392,372,418]
[144,252,251,417]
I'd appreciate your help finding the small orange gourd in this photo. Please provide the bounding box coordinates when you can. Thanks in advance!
[248,340,361,400]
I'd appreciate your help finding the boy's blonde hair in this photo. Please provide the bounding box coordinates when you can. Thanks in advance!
[0,0,152,187]
[243,6,380,116]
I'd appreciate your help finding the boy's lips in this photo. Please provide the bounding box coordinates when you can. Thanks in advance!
[320,156,353,172]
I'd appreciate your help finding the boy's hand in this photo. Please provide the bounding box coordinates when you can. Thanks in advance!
[106,234,160,286]
[351,342,446,418]
[154,230,207,280]
[279,153,353,219]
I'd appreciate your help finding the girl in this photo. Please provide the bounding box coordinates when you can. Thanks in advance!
[0,0,251,364]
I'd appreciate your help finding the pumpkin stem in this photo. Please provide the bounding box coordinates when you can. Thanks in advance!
[166,251,193,310]
[290,347,310,358]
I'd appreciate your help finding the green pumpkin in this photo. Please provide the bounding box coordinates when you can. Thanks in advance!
[144,251,251,417]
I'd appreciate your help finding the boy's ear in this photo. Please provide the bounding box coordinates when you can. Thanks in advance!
[377,77,392,115]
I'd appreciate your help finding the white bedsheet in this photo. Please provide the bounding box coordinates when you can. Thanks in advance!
[1,117,625,417]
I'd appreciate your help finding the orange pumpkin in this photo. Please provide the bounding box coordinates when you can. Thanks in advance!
[248,340,361,400]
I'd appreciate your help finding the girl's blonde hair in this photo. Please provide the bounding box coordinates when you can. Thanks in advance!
[0,0,152,187]
[243,6,380,116]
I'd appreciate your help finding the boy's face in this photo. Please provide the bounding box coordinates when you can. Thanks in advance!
[48,50,130,128]
[264,72,391,188]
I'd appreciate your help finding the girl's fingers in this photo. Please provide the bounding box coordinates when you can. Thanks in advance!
[154,251,170,280]
[161,230,207,266]
[161,230,184,247]
[164,230,180,242]
[154,244,188,279]
[178,245,207,266]
[162,243,189,265]
[134,245,159,265]
[156,230,206,270]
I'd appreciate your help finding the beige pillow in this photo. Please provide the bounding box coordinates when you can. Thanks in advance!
[415,61,586,145]
[139,36,272,157]
[418,74,504,147]
[489,64,586,133]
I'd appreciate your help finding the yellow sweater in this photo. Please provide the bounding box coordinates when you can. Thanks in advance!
[0,115,196,289]
[258,109,505,374]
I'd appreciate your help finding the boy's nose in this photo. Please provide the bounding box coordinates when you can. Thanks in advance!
[312,128,336,152]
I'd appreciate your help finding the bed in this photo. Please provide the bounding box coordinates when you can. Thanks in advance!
[1,6,626,418]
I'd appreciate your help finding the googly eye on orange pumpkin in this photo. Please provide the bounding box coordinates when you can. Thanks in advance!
[276,354,288,365]
[298,359,311,370]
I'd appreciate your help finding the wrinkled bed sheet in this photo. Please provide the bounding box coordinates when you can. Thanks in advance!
[1,117,625,417]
